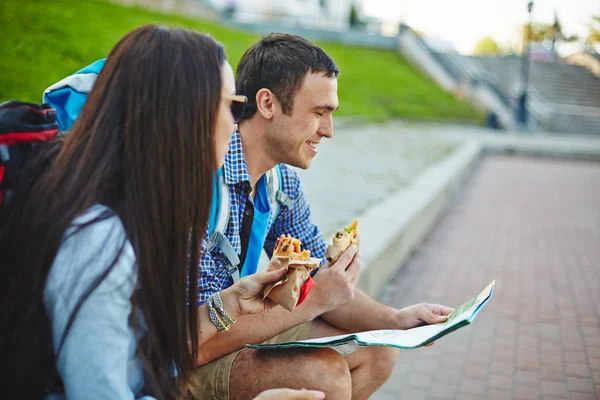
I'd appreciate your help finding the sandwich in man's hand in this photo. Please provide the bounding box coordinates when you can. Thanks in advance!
[325,219,359,264]
[262,234,321,312]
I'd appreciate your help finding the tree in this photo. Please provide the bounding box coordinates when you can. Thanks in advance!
[522,22,551,46]
[520,14,578,50]
[473,36,500,56]
[552,13,579,42]
[587,16,600,44]
[522,22,576,43]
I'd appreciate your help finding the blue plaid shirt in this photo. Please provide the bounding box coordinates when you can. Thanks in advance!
[197,132,327,305]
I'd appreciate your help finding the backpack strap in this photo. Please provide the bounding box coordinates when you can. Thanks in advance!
[266,164,296,223]
[207,168,230,246]
[0,145,9,162]
[207,168,240,282]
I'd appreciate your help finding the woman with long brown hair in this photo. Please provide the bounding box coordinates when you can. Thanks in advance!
[0,25,323,400]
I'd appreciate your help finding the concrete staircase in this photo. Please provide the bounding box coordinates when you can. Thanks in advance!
[436,54,600,135]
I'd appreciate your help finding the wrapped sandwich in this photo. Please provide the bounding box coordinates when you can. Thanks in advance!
[262,234,321,312]
[325,219,359,264]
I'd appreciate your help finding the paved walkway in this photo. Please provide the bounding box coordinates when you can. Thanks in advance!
[372,155,600,400]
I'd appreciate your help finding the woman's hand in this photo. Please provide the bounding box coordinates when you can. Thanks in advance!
[253,388,325,400]
[219,267,287,318]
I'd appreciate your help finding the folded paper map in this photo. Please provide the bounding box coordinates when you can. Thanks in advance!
[248,280,495,356]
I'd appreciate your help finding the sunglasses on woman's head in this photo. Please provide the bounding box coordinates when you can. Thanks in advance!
[223,94,247,123]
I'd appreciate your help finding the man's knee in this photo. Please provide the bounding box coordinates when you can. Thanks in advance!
[312,348,352,379]
[365,347,399,383]
[230,348,352,400]
[295,348,352,399]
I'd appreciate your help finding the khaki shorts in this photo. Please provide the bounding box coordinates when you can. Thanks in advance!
[188,321,313,400]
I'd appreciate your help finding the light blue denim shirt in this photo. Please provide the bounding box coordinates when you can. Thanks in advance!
[44,205,155,399]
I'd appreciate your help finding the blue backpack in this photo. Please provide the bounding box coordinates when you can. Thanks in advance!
[44,61,296,281]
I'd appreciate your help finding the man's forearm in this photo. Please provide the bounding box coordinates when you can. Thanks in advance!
[320,289,397,333]
[195,303,318,367]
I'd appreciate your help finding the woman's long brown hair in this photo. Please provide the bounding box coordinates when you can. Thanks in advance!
[0,25,224,399]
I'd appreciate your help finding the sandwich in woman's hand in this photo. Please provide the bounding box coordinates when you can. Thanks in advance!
[262,235,320,312]
[273,234,311,260]
[326,219,359,264]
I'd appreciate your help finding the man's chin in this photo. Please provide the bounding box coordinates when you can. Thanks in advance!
[279,153,313,170]
[290,158,312,170]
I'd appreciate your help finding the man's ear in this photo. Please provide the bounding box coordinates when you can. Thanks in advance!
[255,89,279,119]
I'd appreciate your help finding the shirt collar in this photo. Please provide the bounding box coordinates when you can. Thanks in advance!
[223,131,251,186]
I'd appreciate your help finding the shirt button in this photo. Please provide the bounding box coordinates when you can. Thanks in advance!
[245,210,252,216]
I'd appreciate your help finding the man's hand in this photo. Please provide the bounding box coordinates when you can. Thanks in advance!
[306,243,361,315]
[392,303,454,330]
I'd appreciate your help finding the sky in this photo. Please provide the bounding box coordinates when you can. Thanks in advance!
[361,0,600,54]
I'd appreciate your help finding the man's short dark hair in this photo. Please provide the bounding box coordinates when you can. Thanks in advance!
[235,33,340,121]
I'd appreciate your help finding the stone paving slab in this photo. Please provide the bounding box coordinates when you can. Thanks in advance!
[372,155,600,400]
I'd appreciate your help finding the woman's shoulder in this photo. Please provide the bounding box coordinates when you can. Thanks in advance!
[45,205,137,305]
[69,204,121,231]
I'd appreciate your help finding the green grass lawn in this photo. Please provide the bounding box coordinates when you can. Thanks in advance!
[0,0,482,123]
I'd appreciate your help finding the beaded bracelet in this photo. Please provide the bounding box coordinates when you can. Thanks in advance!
[211,292,237,326]
[207,295,230,332]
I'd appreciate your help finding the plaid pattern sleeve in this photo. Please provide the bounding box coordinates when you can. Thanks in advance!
[197,233,234,306]
[264,164,328,261]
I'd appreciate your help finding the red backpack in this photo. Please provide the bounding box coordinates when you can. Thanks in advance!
[0,101,59,207]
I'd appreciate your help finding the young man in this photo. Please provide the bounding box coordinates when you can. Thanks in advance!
[194,33,452,400]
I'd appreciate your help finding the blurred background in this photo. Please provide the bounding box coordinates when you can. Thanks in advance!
[1,0,599,133]
[1,1,599,399]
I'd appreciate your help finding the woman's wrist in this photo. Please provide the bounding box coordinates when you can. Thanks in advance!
[218,287,242,320]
